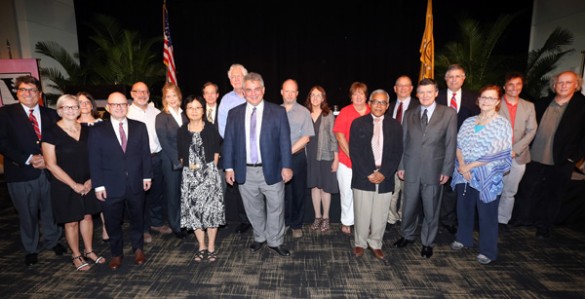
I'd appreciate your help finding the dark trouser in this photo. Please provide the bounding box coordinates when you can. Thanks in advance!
[160,155,182,233]
[7,171,61,254]
[512,161,573,230]
[440,178,457,227]
[144,153,165,231]
[101,187,145,257]
[224,172,249,224]
[285,151,307,229]
[455,183,499,261]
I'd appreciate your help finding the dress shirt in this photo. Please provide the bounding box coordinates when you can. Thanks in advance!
[420,101,438,120]
[127,102,162,153]
[218,90,246,138]
[393,97,411,122]
[447,89,462,113]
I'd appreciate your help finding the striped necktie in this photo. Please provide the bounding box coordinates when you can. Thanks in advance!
[29,109,41,140]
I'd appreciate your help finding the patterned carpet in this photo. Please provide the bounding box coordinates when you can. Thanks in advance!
[1,181,585,298]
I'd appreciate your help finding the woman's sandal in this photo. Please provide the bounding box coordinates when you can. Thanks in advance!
[72,255,90,271]
[320,218,330,232]
[84,251,106,264]
[310,218,322,231]
[194,249,207,263]
[207,251,217,262]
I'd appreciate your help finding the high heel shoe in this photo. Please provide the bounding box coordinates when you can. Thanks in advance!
[310,218,322,231]
[72,255,90,271]
[84,251,106,264]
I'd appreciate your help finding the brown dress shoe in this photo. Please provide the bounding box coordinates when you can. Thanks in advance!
[353,246,364,257]
[370,247,384,260]
[134,249,146,265]
[109,256,123,270]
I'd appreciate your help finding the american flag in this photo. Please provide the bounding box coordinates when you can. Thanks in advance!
[163,3,177,85]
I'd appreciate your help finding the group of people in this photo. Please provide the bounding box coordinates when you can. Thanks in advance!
[0,64,583,271]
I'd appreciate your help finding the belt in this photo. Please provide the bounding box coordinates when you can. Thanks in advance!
[246,163,263,167]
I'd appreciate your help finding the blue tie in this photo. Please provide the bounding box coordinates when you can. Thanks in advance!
[249,107,258,163]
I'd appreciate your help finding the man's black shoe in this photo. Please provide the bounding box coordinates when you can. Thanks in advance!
[393,237,413,248]
[174,230,187,239]
[52,243,67,256]
[25,253,38,266]
[385,223,394,233]
[250,241,265,252]
[421,246,433,258]
[235,223,252,234]
[498,223,510,234]
[268,246,291,256]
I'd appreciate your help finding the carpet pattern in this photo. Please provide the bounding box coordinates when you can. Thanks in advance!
[1,185,585,298]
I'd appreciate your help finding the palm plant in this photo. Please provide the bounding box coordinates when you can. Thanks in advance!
[34,41,86,93]
[523,28,574,100]
[435,14,517,92]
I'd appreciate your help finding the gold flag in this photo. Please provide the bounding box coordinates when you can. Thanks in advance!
[419,0,434,81]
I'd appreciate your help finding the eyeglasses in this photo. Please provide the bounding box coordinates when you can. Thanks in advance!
[17,88,39,93]
[187,106,203,111]
[60,105,80,111]
[79,101,92,106]
[310,94,323,98]
[478,96,499,102]
[370,100,389,106]
[108,103,128,108]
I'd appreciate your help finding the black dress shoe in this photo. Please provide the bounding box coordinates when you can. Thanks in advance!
[268,246,291,256]
[393,237,413,248]
[442,224,457,234]
[535,227,551,239]
[235,223,252,234]
[385,223,394,233]
[174,230,187,239]
[421,246,433,258]
[25,253,38,266]
[52,243,67,256]
[250,241,265,252]
[498,223,510,233]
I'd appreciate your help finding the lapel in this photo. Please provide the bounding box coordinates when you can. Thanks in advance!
[107,119,126,154]
[15,105,38,140]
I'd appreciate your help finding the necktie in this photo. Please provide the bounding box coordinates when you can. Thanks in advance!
[249,107,258,163]
[29,109,41,140]
[119,122,127,152]
[395,102,403,124]
[450,92,458,111]
[372,118,383,166]
[421,109,428,132]
[207,108,214,124]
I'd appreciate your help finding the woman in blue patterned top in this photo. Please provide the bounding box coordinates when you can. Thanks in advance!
[450,85,512,265]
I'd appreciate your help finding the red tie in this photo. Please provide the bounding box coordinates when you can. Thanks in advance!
[450,93,458,111]
[29,109,41,140]
[119,122,127,152]
[395,102,403,124]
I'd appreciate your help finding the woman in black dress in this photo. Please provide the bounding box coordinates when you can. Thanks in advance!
[42,94,104,271]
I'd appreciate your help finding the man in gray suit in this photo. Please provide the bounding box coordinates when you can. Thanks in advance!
[497,72,537,231]
[393,78,458,258]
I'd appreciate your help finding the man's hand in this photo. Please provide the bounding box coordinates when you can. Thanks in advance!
[225,170,235,186]
[96,190,107,201]
[397,170,405,180]
[367,171,385,184]
[143,181,151,191]
[282,168,293,183]
[30,154,46,169]
[439,174,450,185]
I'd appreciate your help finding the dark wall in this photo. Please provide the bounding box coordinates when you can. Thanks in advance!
[74,0,532,107]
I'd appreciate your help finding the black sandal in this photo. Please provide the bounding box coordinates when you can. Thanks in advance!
[194,249,207,263]
[84,251,105,264]
[207,251,217,262]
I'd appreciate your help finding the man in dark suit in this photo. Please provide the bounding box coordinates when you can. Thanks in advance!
[513,70,585,238]
[393,78,458,259]
[88,92,153,270]
[385,75,419,232]
[436,64,479,234]
[349,89,403,260]
[203,82,220,131]
[223,72,293,256]
[0,75,66,266]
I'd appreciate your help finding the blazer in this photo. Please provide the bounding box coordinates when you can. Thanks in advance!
[88,119,153,198]
[388,97,419,123]
[314,112,338,161]
[534,92,585,166]
[223,101,292,185]
[399,104,458,184]
[498,98,537,164]
[437,89,479,130]
[155,111,188,169]
[349,114,403,193]
[177,121,221,166]
[0,103,59,183]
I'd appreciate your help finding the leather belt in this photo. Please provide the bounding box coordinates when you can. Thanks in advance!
[246,163,263,167]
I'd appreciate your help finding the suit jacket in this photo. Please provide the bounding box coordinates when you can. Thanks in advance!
[437,89,479,130]
[88,119,153,198]
[349,114,403,193]
[399,104,458,184]
[0,103,59,182]
[498,98,537,164]
[388,97,419,123]
[223,101,292,185]
[534,92,585,166]
[155,111,188,169]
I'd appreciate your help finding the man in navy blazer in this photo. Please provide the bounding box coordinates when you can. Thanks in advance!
[436,64,479,234]
[223,72,293,256]
[88,92,152,270]
[0,75,65,266]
